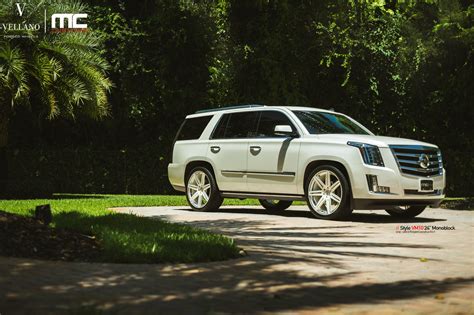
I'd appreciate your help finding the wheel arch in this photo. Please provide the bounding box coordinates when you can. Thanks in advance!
[185,160,218,186]
[303,160,353,196]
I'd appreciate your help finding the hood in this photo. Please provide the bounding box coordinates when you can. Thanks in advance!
[308,134,438,149]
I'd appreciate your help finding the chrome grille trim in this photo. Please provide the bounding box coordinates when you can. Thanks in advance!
[389,145,443,177]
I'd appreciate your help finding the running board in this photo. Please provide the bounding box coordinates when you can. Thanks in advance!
[221,191,305,201]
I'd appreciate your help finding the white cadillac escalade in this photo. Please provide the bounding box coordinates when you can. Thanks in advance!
[168,105,445,220]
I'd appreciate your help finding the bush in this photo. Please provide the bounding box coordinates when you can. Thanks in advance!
[6,146,173,196]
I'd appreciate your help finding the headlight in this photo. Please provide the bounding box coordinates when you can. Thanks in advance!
[347,141,384,167]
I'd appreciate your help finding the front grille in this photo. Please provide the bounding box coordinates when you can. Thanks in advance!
[390,145,443,177]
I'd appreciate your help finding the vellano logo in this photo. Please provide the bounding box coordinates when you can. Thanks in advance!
[15,2,25,16]
[0,2,41,36]
[1,23,40,31]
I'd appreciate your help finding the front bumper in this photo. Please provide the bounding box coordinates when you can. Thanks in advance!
[349,149,446,209]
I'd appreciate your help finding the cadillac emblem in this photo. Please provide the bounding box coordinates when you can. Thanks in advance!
[418,154,430,169]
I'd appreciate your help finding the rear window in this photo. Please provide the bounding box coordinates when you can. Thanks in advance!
[212,114,230,139]
[211,111,259,139]
[175,115,212,141]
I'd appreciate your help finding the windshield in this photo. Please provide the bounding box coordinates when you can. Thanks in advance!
[293,111,370,135]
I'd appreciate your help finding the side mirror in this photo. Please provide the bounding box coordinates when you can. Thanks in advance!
[274,125,296,137]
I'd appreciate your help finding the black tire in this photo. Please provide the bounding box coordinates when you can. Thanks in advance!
[185,166,223,211]
[258,199,293,213]
[305,165,353,220]
[385,206,426,218]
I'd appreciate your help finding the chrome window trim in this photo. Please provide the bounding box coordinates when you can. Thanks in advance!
[209,109,303,140]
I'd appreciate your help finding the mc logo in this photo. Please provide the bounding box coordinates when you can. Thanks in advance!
[51,13,88,29]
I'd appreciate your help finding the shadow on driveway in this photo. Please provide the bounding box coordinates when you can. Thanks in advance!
[0,206,470,314]
[173,206,447,223]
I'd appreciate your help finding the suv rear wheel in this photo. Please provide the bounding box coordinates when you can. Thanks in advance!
[186,166,223,211]
[259,199,292,213]
[385,206,426,218]
[305,165,352,220]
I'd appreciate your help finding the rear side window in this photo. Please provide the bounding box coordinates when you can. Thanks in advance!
[212,113,230,139]
[175,115,212,141]
[256,111,296,137]
[211,111,259,139]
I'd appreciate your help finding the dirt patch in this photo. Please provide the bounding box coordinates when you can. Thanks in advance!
[0,210,101,262]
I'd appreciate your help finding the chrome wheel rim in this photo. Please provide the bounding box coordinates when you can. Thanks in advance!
[308,170,343,215]
[187,171,211,208]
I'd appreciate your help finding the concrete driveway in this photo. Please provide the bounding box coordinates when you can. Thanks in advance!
[1,206,473,314]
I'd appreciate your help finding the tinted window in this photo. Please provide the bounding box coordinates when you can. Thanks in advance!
[211,111,259,139]
[293,111,370,135]
[175,115,212,141]
[256,111,296,137]
[211,114,230,139]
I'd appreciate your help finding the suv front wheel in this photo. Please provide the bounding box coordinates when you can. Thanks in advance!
[305,165,353,220]
[186,166,223,211]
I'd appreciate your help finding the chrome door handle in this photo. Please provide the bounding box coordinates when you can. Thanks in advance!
[250,146,261,154]
[210,146,221,153]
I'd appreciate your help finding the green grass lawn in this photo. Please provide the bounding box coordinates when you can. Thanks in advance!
[0,194,262,264]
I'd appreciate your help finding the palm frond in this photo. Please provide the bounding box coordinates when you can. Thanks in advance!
[0,43,29,106]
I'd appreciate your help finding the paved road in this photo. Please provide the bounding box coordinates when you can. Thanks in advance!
[1,206,473,314]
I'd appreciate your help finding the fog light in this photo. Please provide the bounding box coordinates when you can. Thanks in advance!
[367,175,378,191]
[377,186,391,193]
[366,175,390,194]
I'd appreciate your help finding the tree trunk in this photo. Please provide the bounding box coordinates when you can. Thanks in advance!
[0,108,9,196]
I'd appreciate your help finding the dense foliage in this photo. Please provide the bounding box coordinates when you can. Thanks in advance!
[4,0,474,196]
[0,0,112,192]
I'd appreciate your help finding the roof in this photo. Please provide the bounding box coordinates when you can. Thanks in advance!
[192,105,336,116]
[195,104,265,114]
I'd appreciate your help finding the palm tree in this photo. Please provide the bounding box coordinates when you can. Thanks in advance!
[0,0,112,191]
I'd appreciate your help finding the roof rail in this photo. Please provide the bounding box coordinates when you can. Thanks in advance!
[195,104,265,114]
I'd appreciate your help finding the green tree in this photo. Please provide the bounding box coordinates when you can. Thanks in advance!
[0,0,112,190]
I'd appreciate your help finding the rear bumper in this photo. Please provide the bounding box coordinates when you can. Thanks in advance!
[168,163,185,192]
[172,184,185,192]
[353,198,443,210]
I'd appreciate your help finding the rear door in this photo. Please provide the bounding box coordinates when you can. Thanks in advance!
[207,111,259,192]
[246,110,301,194]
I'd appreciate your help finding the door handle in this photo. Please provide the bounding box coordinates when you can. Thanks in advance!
[250,146,261,154]
[210,146,221,153]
